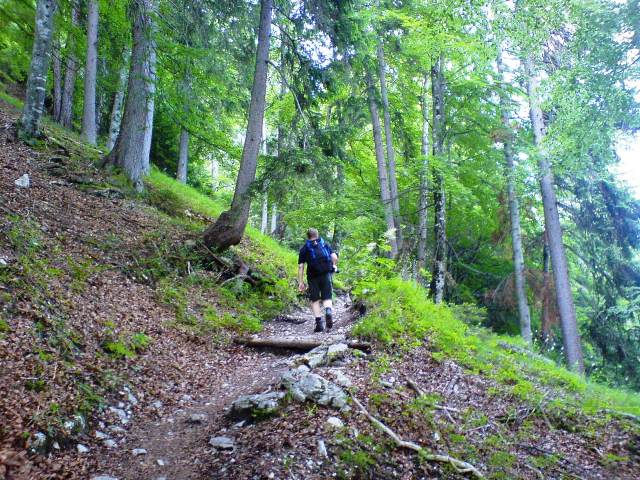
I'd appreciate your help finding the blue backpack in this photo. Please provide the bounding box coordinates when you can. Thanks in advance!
[305,238,333,273]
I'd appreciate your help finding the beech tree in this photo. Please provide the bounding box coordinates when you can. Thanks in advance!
[203,0,273,250]
[59,0,79,129]
[102,0,157,191]
[18,0,57,139]
[81,0,99,144]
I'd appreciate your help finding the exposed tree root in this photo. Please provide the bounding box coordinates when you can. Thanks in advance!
[352,396,484,479]
[406,378,461,413]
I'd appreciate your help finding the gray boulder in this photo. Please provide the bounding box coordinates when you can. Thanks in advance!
[230,391,285,419]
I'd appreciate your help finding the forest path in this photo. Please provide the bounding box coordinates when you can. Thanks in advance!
[93,294,354,480]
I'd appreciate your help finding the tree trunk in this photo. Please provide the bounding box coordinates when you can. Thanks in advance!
[106,56,128,152]
[52,39,62,121]
[60,0,79,129]
[497,48,533,344]
[102,0,157,191]
[416,73,430,279]
[211,158,219,190]
[203,0,272,250]
[430,54,446,304]
[377,41,402,250]
[18,0,58,140]
[270,203,277,234]
[541,230,554,347]
[524,56,584,373]
[176,128,190,183]
[260,190,269,233]
[81,0,98,144]
[366,70,398,258]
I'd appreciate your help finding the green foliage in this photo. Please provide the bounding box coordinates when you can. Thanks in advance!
[102,332,151,359]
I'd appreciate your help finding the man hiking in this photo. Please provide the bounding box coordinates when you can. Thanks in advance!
[298,228,338,333]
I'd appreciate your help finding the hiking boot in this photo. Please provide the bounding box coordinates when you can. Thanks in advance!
[314,317,325,333]
[325,313,333,330]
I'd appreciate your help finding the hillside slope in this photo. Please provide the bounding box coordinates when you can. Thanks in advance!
[1,99,640,480]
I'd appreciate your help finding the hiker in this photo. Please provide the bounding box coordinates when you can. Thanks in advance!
[298,228,338,333]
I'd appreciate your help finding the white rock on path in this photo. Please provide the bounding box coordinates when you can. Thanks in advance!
[132,448,147,456]
[103,439,117,449]
[326,416,344,429]
[209,436,235,450]
[91,476,119,480]
[77,444,90,454]
[14,174,30,188]
[188,413,207,424]
[317,439,328,458]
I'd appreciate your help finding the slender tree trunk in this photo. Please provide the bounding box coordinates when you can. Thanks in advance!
[377,41,402,250]
[19,0,58,139]
[106,56,128,152]
[366,70,398,258]
[102,0,157,191]
[81,0,98,144]
[260,192,269,233]
[497,48,533,344]
[416,73,430,279]
[541,230,554,347]
[176,73,191,183]
[430,54,447,304]
[176,128,190,183]
[60,0,79,129]
[270,203,277,234]
[52,39,62,120]
[524,56,584,372]
[203,0,272,250]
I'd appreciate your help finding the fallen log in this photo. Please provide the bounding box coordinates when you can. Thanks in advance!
[234,335,371,352]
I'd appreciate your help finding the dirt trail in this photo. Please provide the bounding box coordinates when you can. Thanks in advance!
[93,295,354,480]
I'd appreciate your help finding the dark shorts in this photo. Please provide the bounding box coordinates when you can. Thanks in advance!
[308,273,333,302]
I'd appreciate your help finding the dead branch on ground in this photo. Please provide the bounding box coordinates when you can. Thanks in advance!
[351,396,484,479]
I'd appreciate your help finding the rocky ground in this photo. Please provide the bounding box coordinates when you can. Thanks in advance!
[2,100,640,480]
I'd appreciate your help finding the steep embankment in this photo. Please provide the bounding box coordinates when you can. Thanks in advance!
[1,98,640,480]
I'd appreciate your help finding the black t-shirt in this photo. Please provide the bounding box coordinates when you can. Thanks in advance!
[298,238,334,279]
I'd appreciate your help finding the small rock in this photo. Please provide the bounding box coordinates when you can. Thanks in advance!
[109,407,129,424]
[151,400,163,410]
[77,444,90,454]
[132,448,147,456]
[180,394,193,404]
[52,441,60,450]
[209,436,235,450]
[157,459,166,466]
[95,431,109,440]
[14,174,30,188]
[187,413,207,424]
[91,476,119,480]
[380,380,394,388]
[230,391,284,419]
[317,439,328,458]
[327,343,349,359]
[124,387,138,406]
[107,425,126,435]
[0,257,7,267]
[103,439,117,449]
[29,432,47,453]
[329,369,352,387]
[326,416,344,429]
[232,420,246,429]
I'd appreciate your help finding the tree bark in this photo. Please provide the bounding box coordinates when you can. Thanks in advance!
[417,73,430,279]
[81,0,99,144]
[497,48,533,344]
[102,0,157,191]
[430,54,447,304]
[541,229,554,346]
[106,55,129,152]
[19,0,58,140]
[366,70,398,258]
[60,0,79,129]
[524,56,584,373]
[234,336,371,352]
[52,39,62,121]
[203,0,272,250]
[377,41,403,251]
[176,73,191,183]
[270,203,277,234]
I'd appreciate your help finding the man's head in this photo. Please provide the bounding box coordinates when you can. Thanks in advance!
[307,228,319,240]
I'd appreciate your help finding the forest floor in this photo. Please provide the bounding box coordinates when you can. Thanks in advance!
[1,98,640,480]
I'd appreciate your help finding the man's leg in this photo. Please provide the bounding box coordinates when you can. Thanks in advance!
[311,300,322,318]
[321,273,334,329]
[309,278,325,332]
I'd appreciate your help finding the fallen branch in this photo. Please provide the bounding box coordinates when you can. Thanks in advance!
[406,378,460,413]
[352,396,483,479]
[600,409,640,423]
[234,335,371,352]
[274,314,308,325]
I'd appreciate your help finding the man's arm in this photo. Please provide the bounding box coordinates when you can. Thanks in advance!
[298,263,306,291]
[331,252,338,269]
